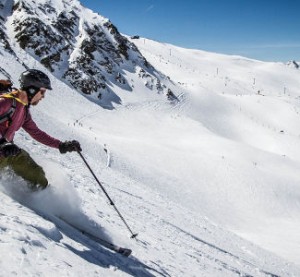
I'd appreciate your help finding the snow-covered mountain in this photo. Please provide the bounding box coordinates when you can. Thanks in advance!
[1,0,300,276]
[0,0,177,108]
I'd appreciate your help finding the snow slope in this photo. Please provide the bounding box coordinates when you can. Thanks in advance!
[130,38,300,265]
[1,3,300,277]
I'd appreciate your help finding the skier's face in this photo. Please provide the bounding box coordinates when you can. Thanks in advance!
[31,88,46,106]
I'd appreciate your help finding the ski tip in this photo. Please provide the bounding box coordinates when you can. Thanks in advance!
[118,248,132,257]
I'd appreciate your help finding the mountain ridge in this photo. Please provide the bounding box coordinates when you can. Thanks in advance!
[0,0,178,108]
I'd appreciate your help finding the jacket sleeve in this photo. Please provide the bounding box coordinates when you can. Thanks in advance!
[0,98,15,140]
[22,112,61,149]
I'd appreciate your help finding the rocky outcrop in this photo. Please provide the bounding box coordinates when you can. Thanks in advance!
[1,0,177,108]
[0,0,15,55]
[287,60,299,69]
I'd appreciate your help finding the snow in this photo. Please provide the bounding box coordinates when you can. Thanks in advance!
[1,5,300,277]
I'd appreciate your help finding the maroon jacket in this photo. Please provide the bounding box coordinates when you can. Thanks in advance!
[0,96,61,148]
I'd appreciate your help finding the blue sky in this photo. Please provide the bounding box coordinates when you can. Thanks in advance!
[80,0,300,62]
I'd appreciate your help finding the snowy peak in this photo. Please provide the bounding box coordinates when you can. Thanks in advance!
[0,0,176,108]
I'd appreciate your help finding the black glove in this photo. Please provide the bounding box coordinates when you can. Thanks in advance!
[59,140,82,154]
[0,143,21,157]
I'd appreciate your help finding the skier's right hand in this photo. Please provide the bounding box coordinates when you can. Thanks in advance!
[59,140,82,154]
[0,143,21,157]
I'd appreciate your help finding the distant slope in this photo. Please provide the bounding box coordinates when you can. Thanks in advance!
[130,37,300,265]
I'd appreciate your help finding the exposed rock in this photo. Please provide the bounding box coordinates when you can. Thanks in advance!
[287,60,299,69]
[1,0,177,108]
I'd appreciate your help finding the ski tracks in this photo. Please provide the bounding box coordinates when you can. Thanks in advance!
[109,182,298,277]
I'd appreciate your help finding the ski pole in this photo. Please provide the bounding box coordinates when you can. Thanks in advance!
[77,150,138,239]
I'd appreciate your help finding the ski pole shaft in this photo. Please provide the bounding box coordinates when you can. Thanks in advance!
[77,151,138,239]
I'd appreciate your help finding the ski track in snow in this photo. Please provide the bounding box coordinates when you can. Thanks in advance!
[1,87,300,275]
[1,162,296,277]
[0,180,164,277]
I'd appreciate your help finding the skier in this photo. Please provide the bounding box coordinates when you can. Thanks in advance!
[0,69,81,190]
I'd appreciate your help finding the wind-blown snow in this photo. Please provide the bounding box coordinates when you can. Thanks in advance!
[1,4,300,277]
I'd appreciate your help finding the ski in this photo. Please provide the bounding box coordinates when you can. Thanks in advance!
[56,216,132,257]
[77,227,132,257]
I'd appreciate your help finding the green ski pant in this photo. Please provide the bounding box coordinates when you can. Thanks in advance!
[0,149,48,189]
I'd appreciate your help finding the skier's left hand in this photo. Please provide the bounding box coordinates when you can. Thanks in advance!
[59,140,82,154]
[0,143,21,157]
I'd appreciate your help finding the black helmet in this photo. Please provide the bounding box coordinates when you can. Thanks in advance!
[19,69,52,92]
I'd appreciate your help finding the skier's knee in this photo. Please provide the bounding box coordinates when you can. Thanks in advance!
[28,176,49,191]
